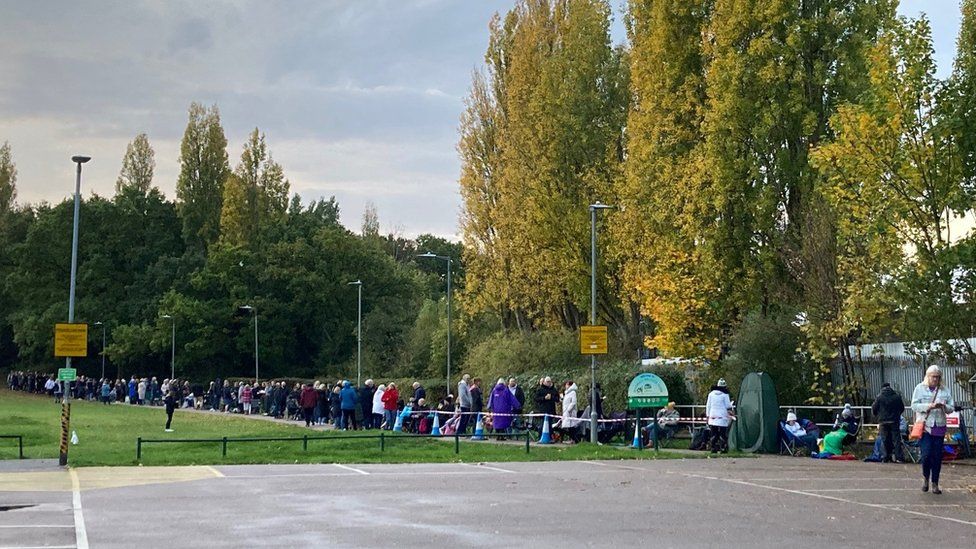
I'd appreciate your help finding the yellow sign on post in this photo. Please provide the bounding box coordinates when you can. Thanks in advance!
[580,325,608,355]
[54,323,88,357]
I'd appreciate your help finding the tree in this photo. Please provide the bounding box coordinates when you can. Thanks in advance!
[115,133,155,194]
[361,201,379,238]
[948,0,976,189]
[813,15,973,396]
[176,103,230,252]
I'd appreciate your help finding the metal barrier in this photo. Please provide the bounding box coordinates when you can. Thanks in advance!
[136,431,532,460]
[0,435,24,459]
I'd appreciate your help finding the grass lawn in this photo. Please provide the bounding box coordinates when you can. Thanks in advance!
[0,389,738,466]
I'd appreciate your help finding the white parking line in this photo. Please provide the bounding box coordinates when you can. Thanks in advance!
[69,469,88,549]
[465,463,515,473]
[333,464,369,475]
[0,546,77,549]
[682,473,976,528]
[582,461,650,472]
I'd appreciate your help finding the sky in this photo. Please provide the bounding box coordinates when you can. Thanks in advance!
[0,0,964,239]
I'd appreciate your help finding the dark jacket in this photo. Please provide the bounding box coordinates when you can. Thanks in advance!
[164,394,176,413]
[470,386,483,413]
[871,387,905,424]
[534,384,558,416]
[413,385,426,403]
[512,385,526,411]
[299,387,317,409]
[360,385,375,414]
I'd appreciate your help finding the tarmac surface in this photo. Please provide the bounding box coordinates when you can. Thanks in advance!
[1,456,975,548]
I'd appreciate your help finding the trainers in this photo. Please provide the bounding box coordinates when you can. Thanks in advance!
[165,429,174,432]
[932,484,942,495]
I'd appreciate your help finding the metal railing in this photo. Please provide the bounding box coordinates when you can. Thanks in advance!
[136,431,532,460]
[0,435,24,459]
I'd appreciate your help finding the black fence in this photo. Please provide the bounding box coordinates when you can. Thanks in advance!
[136,431,532,460]
[0,435,24,459]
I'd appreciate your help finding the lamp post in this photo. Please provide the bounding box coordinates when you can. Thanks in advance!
[94,321,106,379]
[239,306,259,386]
[418,252,452,394]
[347,281,363,387]
[60,154,90,467]
[160,315,175,380]
[589,202,613,444]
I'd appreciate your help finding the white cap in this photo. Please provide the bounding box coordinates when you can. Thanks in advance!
[786,412,797,422]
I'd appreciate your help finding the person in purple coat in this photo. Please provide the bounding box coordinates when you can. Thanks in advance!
[490,381,519,435]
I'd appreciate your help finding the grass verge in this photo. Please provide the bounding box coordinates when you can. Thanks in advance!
[0,389,744,466]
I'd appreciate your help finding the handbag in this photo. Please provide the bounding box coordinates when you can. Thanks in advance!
[909,388,940,441]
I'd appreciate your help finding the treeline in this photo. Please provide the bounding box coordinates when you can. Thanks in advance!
[459,0,976,402]
[0,106,464,382]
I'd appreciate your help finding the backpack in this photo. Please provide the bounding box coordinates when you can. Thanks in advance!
[690,426,712,451]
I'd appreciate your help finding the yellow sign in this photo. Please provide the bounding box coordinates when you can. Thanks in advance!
[54,323,88,358]
[580,325,608,355]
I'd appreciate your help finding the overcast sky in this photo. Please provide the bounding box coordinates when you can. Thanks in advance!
[0,0,963,239]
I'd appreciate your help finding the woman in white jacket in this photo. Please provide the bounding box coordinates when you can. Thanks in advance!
[372,384,386,429]
[555,381,581,443]
[705,379,734,453]
[911,365,954,494]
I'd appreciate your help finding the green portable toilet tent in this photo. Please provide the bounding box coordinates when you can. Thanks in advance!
[730,372,780,453]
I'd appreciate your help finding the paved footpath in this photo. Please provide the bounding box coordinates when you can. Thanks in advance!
[1,456,975,548]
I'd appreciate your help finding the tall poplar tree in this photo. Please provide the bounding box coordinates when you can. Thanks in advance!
[0,142,15,221]
[116,133,155,194]
[176,102,230,252]
[219,128,289,247]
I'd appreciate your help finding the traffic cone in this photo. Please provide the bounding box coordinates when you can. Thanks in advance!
[431,413,441,436]
[393,410,404,432]
[538,415,553,444]
[631,420,642,449]
[471,413,486,440]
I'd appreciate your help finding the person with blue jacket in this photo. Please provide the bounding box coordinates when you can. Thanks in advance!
[340,380,359,430]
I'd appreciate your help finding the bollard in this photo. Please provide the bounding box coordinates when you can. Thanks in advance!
[303,435,308,451]
[137,437,142,460]
[380,432,385,452]
[454,432,460,455]
[221,436,228,457]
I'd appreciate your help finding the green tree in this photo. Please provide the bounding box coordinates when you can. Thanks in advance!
[115,133,155,194]
[220,129,289,247]
[176,103,230,252]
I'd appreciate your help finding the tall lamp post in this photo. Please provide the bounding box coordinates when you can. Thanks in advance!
[160,315,175,380]
[239,306,259,386]
[589,202,613,444]
[418,252,453,395]
[347,281,363,386]
[94,321,106,379]
[60,154,90,467]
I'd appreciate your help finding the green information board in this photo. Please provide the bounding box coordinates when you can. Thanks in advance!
[627,373,668,409]
[58,368,77,382]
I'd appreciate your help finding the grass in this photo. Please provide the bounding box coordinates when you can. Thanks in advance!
[0,389,740,466]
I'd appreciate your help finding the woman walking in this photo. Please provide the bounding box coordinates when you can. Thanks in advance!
[911,365,955,494]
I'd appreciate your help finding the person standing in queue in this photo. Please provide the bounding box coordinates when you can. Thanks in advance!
[164,390,177,432]
[705,378,733,453]
[911,365,955,494]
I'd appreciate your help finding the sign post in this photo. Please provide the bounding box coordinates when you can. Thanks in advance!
[55,322,87,467]
[627,373,669,451]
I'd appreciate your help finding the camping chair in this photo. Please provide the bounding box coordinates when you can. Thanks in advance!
[598,411,626,444]
[780,419,820,456]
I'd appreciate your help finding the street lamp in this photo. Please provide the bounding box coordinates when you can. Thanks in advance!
[160,315,175,380]
[347,280,363,386]
[61,154,90,467]
[93,321,106,379]
[589,202,614,444]
[418,252,452,394]
[239,306,259,386]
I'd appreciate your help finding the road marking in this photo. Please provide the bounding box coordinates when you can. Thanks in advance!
[583,461,649,472]
[466,463,515,473]
[0,546,77,548]
[204,466,224,478]
[805,488,965,492]
[69,469,88,549]
[682,473,976,528]
[333,464,369,475]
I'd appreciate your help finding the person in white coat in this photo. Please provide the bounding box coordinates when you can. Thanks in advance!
[372,384,387,430]
[705,378,734,453]
[554,381,581,443]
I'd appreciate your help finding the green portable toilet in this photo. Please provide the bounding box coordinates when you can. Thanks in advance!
[729,372,780,453]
